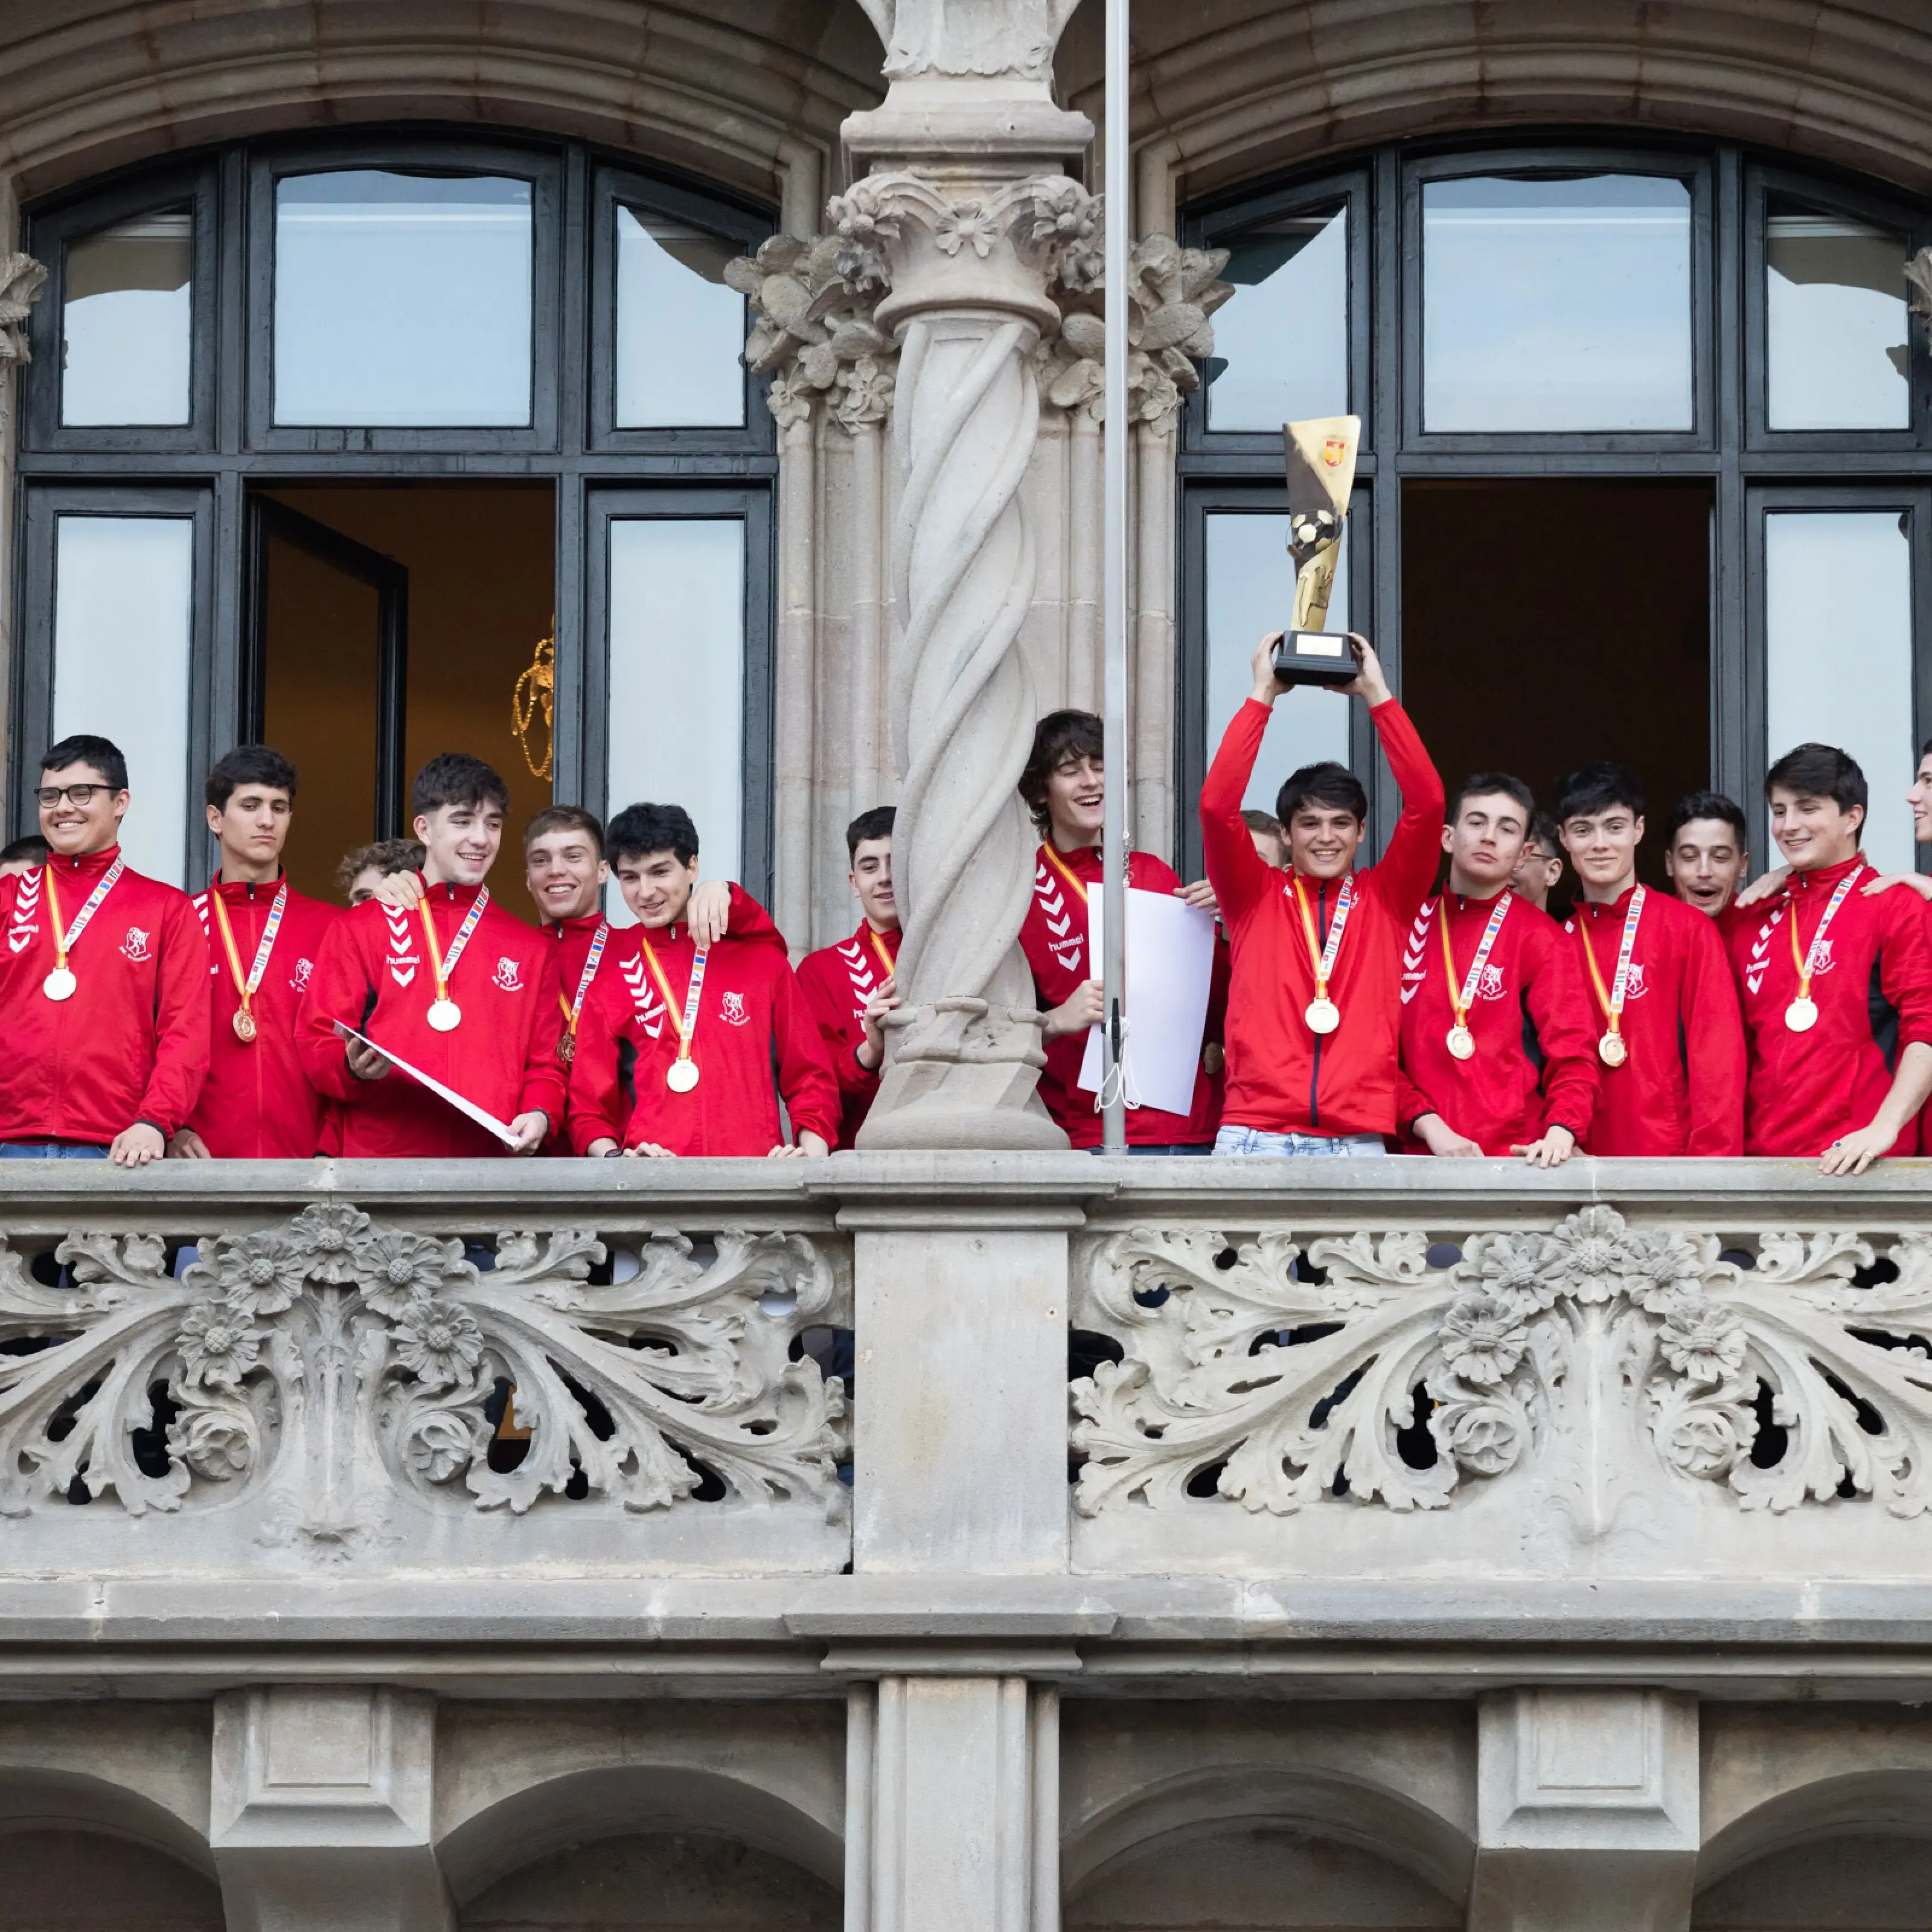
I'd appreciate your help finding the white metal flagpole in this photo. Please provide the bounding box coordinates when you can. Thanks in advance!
[1100,0,1130,1153]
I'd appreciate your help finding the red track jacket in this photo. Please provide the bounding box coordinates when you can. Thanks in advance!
[298,882,568,1159]
[1201,697,1445,1138]
[1019,843,1226,1148]
[186,876,341,1157]
[1724,854,1932,1157]
[0,846,210,1146]
[796,920,901,1150]
[1398,889,1599,1154]
[566,920,840,1157]
[1563,884,1745,1156]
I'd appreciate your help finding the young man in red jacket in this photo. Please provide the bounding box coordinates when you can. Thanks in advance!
[568,802,839,1159]
[1398,773,1598,1165]
[1554,762,1744,1157]
[1019,709,1227,1150]
[1724,743,1932,1172]
[1202,631,1443,1156]
[796,806,901,1151]
[1665,791,1752,919]
[171,746,341,1159]
[0,734,209,1166]
[298,753,565,1157]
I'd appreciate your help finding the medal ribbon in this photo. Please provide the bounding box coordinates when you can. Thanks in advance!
[43,858,126,971]
[209,883,289,1025]
[417,884,490,1006]
[866,927,897,980]
[1578,886,1645,1037]
[1291,872,1354,1001]
[1787,865,1864,1003]
[1438,892,1512,1031]
[558,920,610,1035]
[1040,842,1092,906]
[636,928,708,1071]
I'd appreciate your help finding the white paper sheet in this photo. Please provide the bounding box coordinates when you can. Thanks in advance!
[1077,884,1217,1118]
[333,1023,523,1149]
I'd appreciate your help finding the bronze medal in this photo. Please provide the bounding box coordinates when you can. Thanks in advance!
[233,1008,258,1044]
[559,1029,575,1066]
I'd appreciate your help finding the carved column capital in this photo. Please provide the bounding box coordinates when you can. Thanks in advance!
[0,252,49,426]
[725,234,897,432]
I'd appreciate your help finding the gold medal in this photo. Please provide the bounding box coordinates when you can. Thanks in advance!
[667,1058,700,1093]
[1598,1030,1627,1067]
[1305,996,1341,1034]
[1447,1024,1476,1061]
[37,860,124,1008]
[1785,996,1818,1033]
[40,968,76,1003]
[427,997,462,1032]
[233,1008,258,1044]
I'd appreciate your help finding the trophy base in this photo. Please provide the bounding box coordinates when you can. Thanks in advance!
[1271,631,1358,689]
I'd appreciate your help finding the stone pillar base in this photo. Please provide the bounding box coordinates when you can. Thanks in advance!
[857,997,1069,1152]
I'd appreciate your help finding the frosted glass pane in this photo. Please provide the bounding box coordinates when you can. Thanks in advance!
[1767,203,1910,430]
[1765,511,1914,876]
[51,516,193,888]
[62,210,192,426]
[606,519,744,922]
[1205,510,1349,812]
[1206,205,1348,432]
[1424,174,1692,431]
[616,208,746,427]
[275,172,533,426]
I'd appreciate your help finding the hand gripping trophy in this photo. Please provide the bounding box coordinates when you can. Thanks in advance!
[1273,414,1363,688]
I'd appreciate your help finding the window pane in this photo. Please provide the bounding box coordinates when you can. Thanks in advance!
[51,516,193,887]
[62,210,192,426]
[606,519,744,917]
[1205,204,1348,432]
[616,208,746,427]
[1765,510,1914,875]
[1205,510,1349,810]
[274,171,533,426]
[1767,200,1910,430]
[1422,174,1693,432]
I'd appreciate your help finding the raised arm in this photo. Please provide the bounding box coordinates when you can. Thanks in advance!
[1366,698,1447,916]
[1201,633,1300,928]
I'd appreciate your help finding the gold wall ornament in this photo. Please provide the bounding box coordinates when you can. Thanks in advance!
[513,625,555,781]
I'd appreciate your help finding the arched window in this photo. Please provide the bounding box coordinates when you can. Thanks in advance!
[12,136,773,907]
[1179,140,1932,881]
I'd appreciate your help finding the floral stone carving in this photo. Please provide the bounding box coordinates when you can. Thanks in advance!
[1071,1206,1932,1518]
[724,233,896,431]
[0,1204,846,1529]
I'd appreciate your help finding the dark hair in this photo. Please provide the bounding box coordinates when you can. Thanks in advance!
[1019,711,1103,832]
[523,804,603,857]
[1275,762,1368,828]
[411,752,510,820]
[1240,808,1282,837]
[0,836,48,866]
[1555,761,1644,824]
[336,838,426,891]
[607,802,699,868]
[205,745,299,812]
[1764,742,1867,819]
[1664,790,1747,845]
[40,734,127,793]
[847,805,896,861]
[1527,811,1561,860]
[1449,772,1536,823]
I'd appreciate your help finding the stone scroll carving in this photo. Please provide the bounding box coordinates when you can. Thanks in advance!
[1072,1206,1932,1518]
[0,1204,848,1529]
[0,252,48,424]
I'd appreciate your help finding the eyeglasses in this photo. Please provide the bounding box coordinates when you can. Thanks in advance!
[35,784,112,808]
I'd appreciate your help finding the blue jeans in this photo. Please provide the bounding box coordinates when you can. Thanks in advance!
[0,1142,108,1160]
[1213,1126,1386,1157]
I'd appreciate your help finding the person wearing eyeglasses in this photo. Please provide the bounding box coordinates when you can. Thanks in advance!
[0,734,210,1167]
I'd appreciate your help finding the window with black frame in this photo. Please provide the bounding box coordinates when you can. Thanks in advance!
[1179,142,1932,886]
[11,138,775,909]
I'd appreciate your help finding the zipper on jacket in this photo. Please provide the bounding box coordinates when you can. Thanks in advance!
[1308,881,1327,1128]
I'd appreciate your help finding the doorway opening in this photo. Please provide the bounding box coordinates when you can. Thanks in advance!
[1400,479,1712,892]
[246,482,555,903]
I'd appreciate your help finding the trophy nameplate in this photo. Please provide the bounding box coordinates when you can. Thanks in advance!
[1273,414,1362,688]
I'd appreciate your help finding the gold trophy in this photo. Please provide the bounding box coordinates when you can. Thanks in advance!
[1273,414,1362,688]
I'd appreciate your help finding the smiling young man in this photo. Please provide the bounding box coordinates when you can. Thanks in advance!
[298,753,565,1158]
[1722,743,1932,1172]
[171,746,341,1160]
[1554,762,1744,1157]
[796,806,901,1150]
[1397,775,1597,1165]
[1664,792,1752,919]
[567,802,838,1159]
[1201,631,1444,1156]
[0,734,209,1166]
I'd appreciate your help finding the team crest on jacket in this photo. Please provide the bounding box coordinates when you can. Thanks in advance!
[7,869,40,955]
[620,956,665,1038]
[120,927,152,964]
[1476,963,1507,1001]
[1622,963,1649,1000]
[1032,860,1083,971]
[290,958,314,992]
[720,990,749,1026]
[493,956,523,992]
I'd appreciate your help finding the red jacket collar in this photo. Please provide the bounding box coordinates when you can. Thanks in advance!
[1788,852,1866,895]
[46,842,121,879]
[1044,839,1102,874]
[1444,884,1509,913]
[854,919,901,955]
[1577,881,1642,919]
[420,875,487,907]
[208,871,286,904]
[547,910,605,939]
